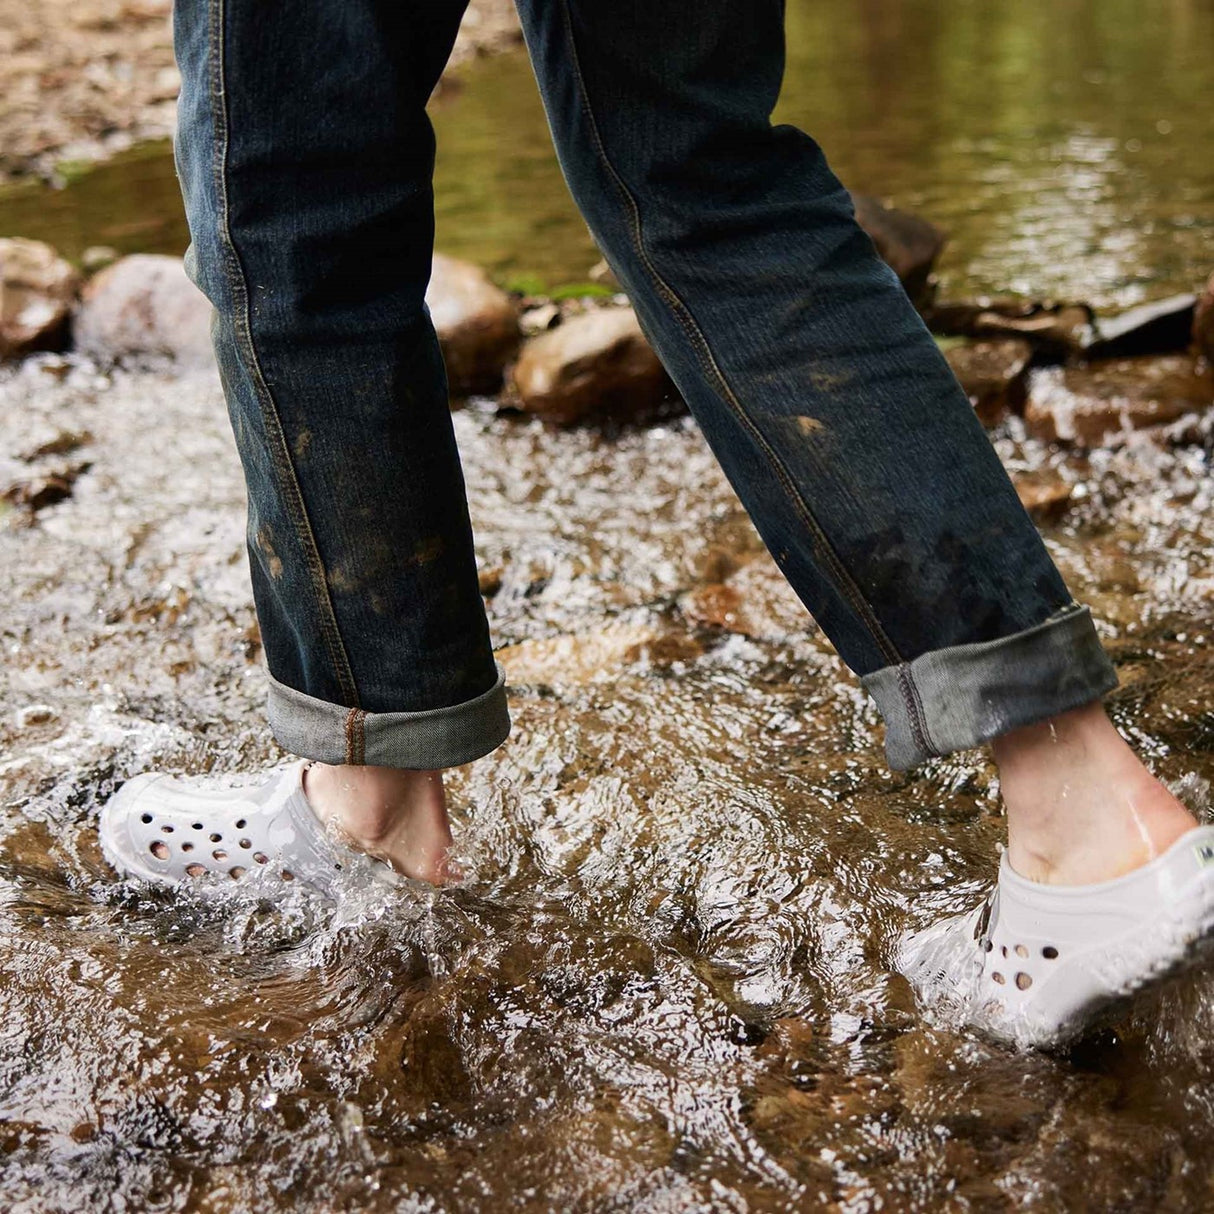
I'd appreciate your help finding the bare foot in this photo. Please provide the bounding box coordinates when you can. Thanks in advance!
[302,762,459,885]
[993,701,1198,885]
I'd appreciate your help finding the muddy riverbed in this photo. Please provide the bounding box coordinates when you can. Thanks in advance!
[1,349,1212,1210]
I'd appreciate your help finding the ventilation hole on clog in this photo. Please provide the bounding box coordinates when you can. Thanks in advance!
[185,863,206,877]
[991,971,1005,984]
[160,824,174,834]
[1000,945,1008,958]
[1014,944,1028,958]
[229,866,246,879]
[149,841,169,860]
[238,839,251,849]
[181,842,193,853]
[209,833,221,843]
[140,813,153,824]
[212,849,227,861]
[253,853,268,864]
[1015,972,1033,990]
[192,822,203,830]
[1042,946,1059,959]
[983,940,993,953]
[235,818,247,829]
[281,870,295,882]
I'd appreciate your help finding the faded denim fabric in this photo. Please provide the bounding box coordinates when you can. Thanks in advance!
[173,0,1116,771]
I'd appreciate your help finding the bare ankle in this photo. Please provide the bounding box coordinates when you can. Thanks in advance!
[993,702,1197,885]
[302,761,457,884]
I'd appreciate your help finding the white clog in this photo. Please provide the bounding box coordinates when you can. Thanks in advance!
[98,760,402,898]
[898,825,1214,1049]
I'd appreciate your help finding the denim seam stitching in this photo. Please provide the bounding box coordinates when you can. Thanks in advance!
[343,708,365,765]
[210,0,360,709]
[897,665,935,760]
[556,0,901,668]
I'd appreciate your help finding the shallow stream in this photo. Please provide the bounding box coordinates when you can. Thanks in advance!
[2,0,1214,1210]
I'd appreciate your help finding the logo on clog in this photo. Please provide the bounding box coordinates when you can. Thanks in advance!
[1195,843,1214,867]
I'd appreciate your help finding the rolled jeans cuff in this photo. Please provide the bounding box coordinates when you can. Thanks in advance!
[265,666,511,769]
[861,604,1119,771]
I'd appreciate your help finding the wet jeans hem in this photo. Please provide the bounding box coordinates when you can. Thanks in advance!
[861,604,1119,770]
[265,667,511,769]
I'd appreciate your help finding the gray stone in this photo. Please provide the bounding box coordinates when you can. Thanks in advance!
[0,238,80,360]
[426,253,520,396]
[510,306,676,425]
[74,254,214,367]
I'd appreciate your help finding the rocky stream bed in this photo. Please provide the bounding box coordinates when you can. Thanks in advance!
[0,225,1212,1209]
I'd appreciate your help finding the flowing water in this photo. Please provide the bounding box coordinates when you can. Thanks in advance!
[2,0,1214,1210]
[2,353,1212,1210]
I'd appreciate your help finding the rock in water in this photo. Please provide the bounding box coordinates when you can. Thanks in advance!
[1025,356,1214,446]
[1195,272,1214,366]
[74,254,214,368]
[511,306,676,425]
[943,338,1033,425]
[926,298,1094,360]
[0,238,80,360]
[1085,294,1198,360]
[851,194,946,308]
[426,253,520,396]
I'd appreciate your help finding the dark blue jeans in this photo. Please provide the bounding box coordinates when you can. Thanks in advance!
[173,0,1116,771]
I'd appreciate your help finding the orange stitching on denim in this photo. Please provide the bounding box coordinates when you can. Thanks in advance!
[210,0,360,708]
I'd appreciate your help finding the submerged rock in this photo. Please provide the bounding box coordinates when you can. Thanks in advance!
[680,553,811,642]
[1195,272,1214,366]
[1013,472,1074,523]
[1025,356,1214,445]
[943,338,1032,425]
[0,238,80,360]
[510,306,676,425]
[1085,294,1197,361]
[74,254,214,367]
[426,252,520,396]
[927,298,1094,360]
[851,194,945,308]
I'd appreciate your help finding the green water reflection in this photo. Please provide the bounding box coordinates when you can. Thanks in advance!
[2,0,1211,307]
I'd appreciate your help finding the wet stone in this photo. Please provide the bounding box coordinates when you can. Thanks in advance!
[1,458,90,514]
[0,238,80,360]
[680,553,812,642]
[1025,356,1214,446]
[851,194,945,308]
[1085,293,1198,361]
[510,306,678,425]
[927,297,1095,360]
[74,254,214,368]
[426,252,521,396]
[943,337,1033,425]
[1013,471,1074,523]
[1195,271,1214,366]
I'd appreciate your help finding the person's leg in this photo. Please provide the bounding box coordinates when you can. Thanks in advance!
[170,0,505,881]
[511,0,1195,878]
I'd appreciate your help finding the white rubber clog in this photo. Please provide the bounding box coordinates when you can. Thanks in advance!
[897,825,1214,1049]
[98,760,402,898]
